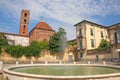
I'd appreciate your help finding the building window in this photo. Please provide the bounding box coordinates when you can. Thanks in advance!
[79,40,82,49]
[90,28,93,36]
[24,19,26,23]
[79,28,82,36]
[101,31,104,38]
[24,13,27,17]
[91,39,94,47]
[23,25,26,29]
[114,32,118,44]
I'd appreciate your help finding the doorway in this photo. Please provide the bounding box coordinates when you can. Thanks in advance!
[68,55,73,62]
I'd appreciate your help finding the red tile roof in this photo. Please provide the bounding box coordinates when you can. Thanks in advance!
[35,21,54,31]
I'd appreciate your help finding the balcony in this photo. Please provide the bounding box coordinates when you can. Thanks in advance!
[77,34,84,38]
[77,46,86,50]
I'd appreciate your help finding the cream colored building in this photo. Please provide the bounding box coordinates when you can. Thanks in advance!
[74,20,110,61]
[3,32,29,46]
[108,23,120,59]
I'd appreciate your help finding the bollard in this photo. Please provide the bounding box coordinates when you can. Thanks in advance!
[59,60,62,64]
[45,60,48,64]
[31,61,33,64]
[16,61,19,65]
[88,61,90,64]
[103,61,106,65]
[0,61,3,70]
[74,61,76,64]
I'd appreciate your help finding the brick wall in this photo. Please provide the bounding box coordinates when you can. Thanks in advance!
[29,28,55,42]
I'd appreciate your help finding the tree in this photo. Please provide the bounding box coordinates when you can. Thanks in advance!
[49,32,61,53]
[39,41,49,50]
[97,39,110,50]
[49,27,67,54]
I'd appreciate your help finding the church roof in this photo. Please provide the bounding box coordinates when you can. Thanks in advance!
[35,21,54,31]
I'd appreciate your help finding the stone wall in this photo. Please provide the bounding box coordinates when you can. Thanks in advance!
[84,49,112,61]
[0,47,75,63]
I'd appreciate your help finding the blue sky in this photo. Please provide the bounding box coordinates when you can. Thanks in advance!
[0,0,120,40]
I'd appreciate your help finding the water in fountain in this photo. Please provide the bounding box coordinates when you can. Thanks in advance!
[58,27,67,61]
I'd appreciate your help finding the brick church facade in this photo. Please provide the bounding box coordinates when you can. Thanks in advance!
[29,20,55,42]
[0,9,55,46]
[19,9,55,43]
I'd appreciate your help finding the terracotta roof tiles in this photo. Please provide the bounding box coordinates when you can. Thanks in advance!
[35,21,54,31]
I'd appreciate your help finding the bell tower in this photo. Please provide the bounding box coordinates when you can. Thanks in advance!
[19,9,30,36]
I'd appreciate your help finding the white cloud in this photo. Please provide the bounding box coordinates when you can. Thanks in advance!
[0,0,120,40]
[1,0,120,24]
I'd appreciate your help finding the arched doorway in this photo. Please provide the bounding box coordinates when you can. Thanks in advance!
[96,55,99,62]
[68,55,73,62]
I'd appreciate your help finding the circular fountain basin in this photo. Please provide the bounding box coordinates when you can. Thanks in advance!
[4,64,120,80]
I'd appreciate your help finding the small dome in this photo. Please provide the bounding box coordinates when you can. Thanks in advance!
[35,21,54,31]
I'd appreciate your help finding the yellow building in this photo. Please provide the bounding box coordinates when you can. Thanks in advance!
[74,20,110,61]
[108,23,120,59]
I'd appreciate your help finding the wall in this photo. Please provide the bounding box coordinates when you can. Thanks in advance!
[1,47,75,63]
[108,23,120,59]
[85,23,109,50]
[29,28,55,42]
[76,22,86,49]
[84,49,112,61]
[4,33,29,46]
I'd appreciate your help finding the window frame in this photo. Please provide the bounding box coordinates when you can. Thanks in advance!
[91,39,94,47]
[90,28,94,36]
[101,31,104,38]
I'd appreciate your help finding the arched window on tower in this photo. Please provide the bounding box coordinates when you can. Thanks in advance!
[23,25,26,29]
[24,19,26,23]
[24,13,27,17]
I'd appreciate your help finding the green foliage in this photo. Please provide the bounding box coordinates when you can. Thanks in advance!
[0,38,9,47]
[0,33,6,39]
[30,41,49,58]
[68,41,76,46]
[6,45,23,59]
[49,27,67,54]
[39,41,49,50]
[0,33,9,56]
[97,39,110,50]
[49,32,61,53]
[23,46,33,59]
[5,41,49,59]
[0,46,2,55]
[31,41,49,50]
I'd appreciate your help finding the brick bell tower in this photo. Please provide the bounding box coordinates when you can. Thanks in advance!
[19,9,30,36]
